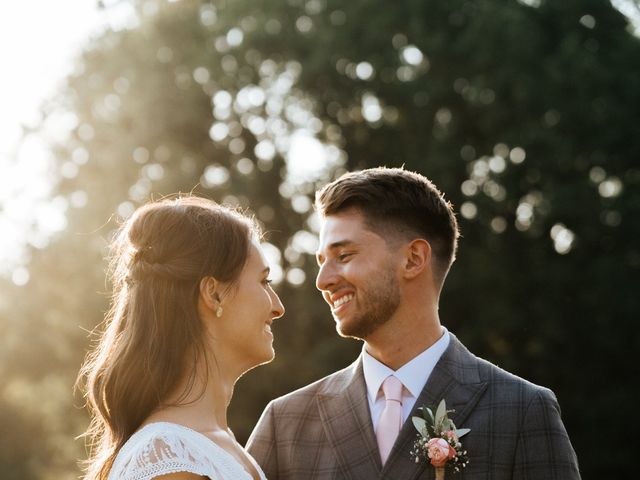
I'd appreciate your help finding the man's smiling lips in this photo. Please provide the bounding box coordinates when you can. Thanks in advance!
[328,292,355,313]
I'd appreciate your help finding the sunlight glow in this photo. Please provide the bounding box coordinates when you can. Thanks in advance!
[611,0,640,36]
[460,202,478,219]
[261,242,284,285]
[355,61,374,80]
[598,177,623,198]
[201,164,230,188]
[550,223,575,254]
[362,93,383,123]
[0,1,102,279]
[517,0,541,7]
[401,45,424,66]
[286,130,326,183]
[286,267,306,286]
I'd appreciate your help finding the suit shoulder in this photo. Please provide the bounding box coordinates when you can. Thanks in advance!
[472,353,557,403]
[447,334,548,394]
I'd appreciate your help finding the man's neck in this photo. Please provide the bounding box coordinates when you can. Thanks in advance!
[364,308,444,370]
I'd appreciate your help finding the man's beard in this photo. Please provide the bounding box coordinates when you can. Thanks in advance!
[335,263,401,340]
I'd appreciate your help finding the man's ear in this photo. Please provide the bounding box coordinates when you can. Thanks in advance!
[199,276,220,311]
[403,239,431,279]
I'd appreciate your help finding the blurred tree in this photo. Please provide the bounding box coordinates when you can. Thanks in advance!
[1,0,638,477]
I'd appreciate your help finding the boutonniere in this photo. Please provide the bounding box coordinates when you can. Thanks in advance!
[410,399,470,480]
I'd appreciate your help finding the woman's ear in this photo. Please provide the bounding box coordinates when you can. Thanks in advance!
[403,239,431,279]
[199,276,221,314]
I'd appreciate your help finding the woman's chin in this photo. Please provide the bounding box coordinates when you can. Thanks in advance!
[245,347,275,372]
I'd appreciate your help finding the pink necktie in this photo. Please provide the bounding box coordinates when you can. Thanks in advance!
[376,375,404,465]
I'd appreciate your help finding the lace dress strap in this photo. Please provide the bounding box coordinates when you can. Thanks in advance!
[108,423,260,480]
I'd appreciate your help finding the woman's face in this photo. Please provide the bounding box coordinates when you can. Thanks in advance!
[212,239,285,372]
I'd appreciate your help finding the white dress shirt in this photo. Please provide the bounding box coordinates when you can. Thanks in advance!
[362,327,450,432]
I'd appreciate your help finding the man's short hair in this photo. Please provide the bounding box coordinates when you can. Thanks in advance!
[315,167,459,284]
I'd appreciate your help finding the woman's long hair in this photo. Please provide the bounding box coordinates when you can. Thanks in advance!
[77,196,258,480]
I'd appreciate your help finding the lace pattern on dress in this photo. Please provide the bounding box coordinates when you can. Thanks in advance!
[108,422,264,480]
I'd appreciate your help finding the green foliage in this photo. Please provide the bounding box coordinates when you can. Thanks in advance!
[413,400,470,440]
[1,0,639,477]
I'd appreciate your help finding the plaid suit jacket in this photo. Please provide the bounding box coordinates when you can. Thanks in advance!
[247,333,581,479]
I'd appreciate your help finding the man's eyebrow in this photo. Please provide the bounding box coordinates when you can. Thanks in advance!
[315,240,357,258]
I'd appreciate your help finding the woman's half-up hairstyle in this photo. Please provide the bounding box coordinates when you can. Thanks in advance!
[77,196,259,480]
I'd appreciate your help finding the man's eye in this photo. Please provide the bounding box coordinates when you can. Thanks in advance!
[338,253,353,262]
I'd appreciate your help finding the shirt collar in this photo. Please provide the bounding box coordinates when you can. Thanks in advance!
[362,327,450,401]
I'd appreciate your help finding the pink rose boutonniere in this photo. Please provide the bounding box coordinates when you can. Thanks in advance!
[410,399,470,480]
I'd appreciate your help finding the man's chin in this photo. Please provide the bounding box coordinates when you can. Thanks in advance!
[335,317,369,341]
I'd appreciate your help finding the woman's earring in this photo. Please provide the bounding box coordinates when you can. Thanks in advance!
[212,291,223,318]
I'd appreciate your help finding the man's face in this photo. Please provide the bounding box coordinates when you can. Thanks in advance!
[315,209,401,340]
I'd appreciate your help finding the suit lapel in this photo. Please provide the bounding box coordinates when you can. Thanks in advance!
[381,334,488,479]
[317,358,382,479]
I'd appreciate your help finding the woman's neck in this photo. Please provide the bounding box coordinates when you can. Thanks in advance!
[146,360,236,432]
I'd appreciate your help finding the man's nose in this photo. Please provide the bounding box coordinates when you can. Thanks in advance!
[315,261,337,292]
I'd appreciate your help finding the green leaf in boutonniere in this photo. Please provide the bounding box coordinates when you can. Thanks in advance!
[435,399,447,429]
[412,416,427,436]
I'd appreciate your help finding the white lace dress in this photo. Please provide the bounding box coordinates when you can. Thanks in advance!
[108,422,267,480]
